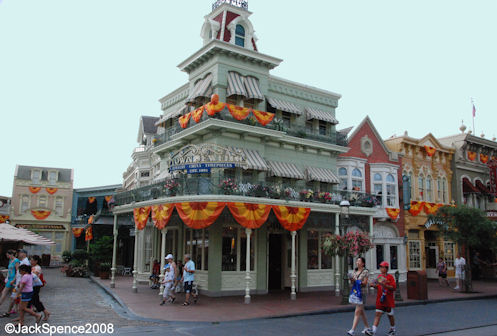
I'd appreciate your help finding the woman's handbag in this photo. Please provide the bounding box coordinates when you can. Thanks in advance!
[349,279,363,304]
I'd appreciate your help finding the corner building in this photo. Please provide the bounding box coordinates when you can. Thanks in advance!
[113,1,377,299]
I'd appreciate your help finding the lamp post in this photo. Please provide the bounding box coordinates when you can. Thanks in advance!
[339,200,350,305]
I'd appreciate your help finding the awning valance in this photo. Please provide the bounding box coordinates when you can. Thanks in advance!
[243,76,264,100]
[228,147,269,171]
[266,97,302,115]
[462,178,479,194]
[227,72,247,97]
[0,224,55,245]
[155,106,187,126]
[305,107,339,124]
[267,161,304,179]
[186,73,213,103]
[305,167,340,184]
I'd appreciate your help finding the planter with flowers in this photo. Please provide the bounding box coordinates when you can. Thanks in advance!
[164,179,180,196]
[317,191,332,203]
[299,189,314,202]
[219,178,239,195]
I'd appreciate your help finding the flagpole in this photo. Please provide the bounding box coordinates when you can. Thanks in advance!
[471,98,475,134]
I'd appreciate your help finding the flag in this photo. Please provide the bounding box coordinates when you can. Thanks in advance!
[472,104,476,117]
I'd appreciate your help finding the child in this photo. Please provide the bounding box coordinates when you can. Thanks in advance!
[369,261,396,336]
[159,264,176,305]
[15,264,41,326]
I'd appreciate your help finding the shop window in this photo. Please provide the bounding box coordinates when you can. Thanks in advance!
[376,244,384,269]
[390,246,398,269]
[242,170,254,184]
[192,229,203,270]
[409,241,421,269]
[307,230,333,270]
[235,24,245,47]
[444,242,455,268]
[222,227,237,271]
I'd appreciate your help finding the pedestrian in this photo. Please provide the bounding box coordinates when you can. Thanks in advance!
[370,261,396,336]
[182,254,196,306]
[30,255,50,321]
[174,260,183,291]
[159,256,176,305]
[437,257,449,287]
[347,257,372,336]
[14,264,42,326]
[0,250,19,310]
[150,259,160,289]
[454,253,466,290]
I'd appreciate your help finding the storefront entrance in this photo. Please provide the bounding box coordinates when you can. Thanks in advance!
[268,234,282,290]
[426,242,439,278]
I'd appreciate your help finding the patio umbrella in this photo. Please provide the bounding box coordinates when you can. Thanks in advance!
[0,224,55,245]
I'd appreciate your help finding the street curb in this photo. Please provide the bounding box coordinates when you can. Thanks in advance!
[89,276,497,324]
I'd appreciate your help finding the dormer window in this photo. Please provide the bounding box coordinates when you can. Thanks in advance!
[235,24,245,47]
[48,171,58,185]
[32,170,41,184]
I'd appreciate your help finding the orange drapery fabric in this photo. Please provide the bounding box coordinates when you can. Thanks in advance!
[104,196,113,203]
[252,110,275,126]
[179,112,192,129]
[85,226,93,241]
[151,204,175,230]
[192,106,205,123]
[271,206,310,231]
[72,228,84,238]
[385,208,400,220]
[0,215,9,223]
[45,187,58,194]
[175,202,225,229]
[31,210,51,220]
[480,153,489,164]
[227,203,271,229]
[424,202,442,215]
[133,206,151,230]
[467,151,477,161]
[88,197,96,204]
[408,201,424,216]
[424,146,436,157]
[205,102,226,116]
[29,187,41,194]
[227,104,251,121]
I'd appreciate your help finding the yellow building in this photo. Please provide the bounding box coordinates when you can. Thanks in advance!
[385,133,456,279]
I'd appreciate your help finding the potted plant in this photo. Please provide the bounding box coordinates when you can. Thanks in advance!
[164,179,180,196]
[99,262,111,279]
[219,178,238,195]
[299,189,313,202]
[62,250,72,263]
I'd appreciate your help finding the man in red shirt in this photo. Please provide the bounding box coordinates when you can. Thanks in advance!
[369,261,396,336]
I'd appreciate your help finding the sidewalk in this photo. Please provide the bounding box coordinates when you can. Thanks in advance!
[92,275,497,322]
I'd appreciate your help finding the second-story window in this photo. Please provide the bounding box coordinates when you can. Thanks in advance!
[437,177,442,202]
[32,170,41,184]
[386,174,396,207]
[319,121,327,136]
[426,176,433,202]
[21,195,30,213]
[374,173,383,205]
[38,196,47,208]
[306,121,313,134]
[352,168,363,191]
[48,171,57,185]
[235,24,245,47]
[55,196,64,216]
[442,177,448,203]
[338,167,347,190]
[418,174,425,200]
[282,112,291,129]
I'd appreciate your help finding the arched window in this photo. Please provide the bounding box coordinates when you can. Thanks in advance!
[418,174,425,200]
[338,168,347,176]
[386,174,395,182]
[442,177,448,203]
[374,173,382,181]
[437,177,442,202]
[352,168,362,177]
[373,173,383,205]
[352,168,363,191]
[386,174,396,207]
[338,167,347,190]
[426,176,433,202]
[235,24,245,47]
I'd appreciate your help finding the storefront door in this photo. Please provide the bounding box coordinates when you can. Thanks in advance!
[426,243,438,279]
[268,234,282,290]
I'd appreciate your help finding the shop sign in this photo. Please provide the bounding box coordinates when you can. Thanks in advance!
[168,144,246,173]
[487,210,497,220]
[212,0,248,11]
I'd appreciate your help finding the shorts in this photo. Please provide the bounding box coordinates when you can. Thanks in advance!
[21,292,33,302]
[184,281,193,294]
[455,271,465,279]
[376,305,394,316]
[439,273,447,278]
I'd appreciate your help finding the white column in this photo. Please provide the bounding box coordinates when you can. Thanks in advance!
[369,215,375,276]
[110,215,118,288]
[334,212,340,296]
[290,230,297,300]
[244,228,252,304]
[159,228,167,296]
[132,229,139,293]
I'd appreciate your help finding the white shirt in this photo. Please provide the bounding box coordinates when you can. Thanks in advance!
[165,264,175,282]
[15,257,30,284]
[454,257,466,272]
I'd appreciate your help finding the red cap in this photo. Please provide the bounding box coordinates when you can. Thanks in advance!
[379,261,390,268]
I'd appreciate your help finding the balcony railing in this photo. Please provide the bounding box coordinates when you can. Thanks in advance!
[114,176,378,208]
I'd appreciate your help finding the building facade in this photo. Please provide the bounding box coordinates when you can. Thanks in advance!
[112,2,377,300]
[384,134,455,279]
[0,196,10,224]
[10,165,74,258]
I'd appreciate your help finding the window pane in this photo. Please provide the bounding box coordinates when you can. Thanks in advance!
[340,179,347,190]
[352,180,362,191]
[338,168,347,176]
[320,232,333,269]
[235,24,245,36]
[374,173,382,181]
[222,227,237,271]
[390,246,398,269]
[444,242,454,267]
[235,36,245,47]
[352,168,362,177]
[386,174,394,182]
[409,241,421,268]
[376,244,384,269]
[307,231,318,269]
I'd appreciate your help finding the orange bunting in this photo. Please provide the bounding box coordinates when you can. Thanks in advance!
[191,106,204,123]
[0,215,9,223]
[205,102,226,116]
[272,206,310,231]
[45,187,58,194]
[385,208,400,220]
[179,112,192,129]
[408,201,424,216]
[423,202,443,215]
[151,204,174,230]
[133,206,151,230]
[480,153,489,163]
[175,202,225,229]
[72,228,84,238]
[104,196,113,203]
[424,146,436,157]
[227,203,271,229]
[252,109,275,126]
[227,104,251,120]
[88,197,96,204]
[29,187,41,194]
[467,151,477,161]
[85,226,93,241]
[31,210,51,220]
[88,215,95,224]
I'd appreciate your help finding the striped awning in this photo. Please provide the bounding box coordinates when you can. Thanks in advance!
[305,167,340,184]
[227,72,247,97]
[266,97,302,115]
[154,106,188,126]
[305,107,339,124]
[243,76,264,100]
[267,161,305,179]
[186,73,213,103]
[229,147,269,171]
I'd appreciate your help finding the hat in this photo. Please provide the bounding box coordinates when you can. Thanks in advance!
[165,254,174,260]
[379,261,389,268]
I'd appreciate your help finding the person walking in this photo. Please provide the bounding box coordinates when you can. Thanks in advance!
[437,257,449,287]
[454,253,466,290]
[370,261,396,336]
[159,258,176,305]
[30,255,50,321]
[174,260,183,292]
[182,254,195,306]
[14,265,41,326]
[0,250,19,309]
[347,257,372,336]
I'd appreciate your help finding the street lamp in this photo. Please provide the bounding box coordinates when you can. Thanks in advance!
[339,200,350,305]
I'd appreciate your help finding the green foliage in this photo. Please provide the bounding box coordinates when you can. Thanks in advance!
[89,236,113,263]
[71,249,89,262]
[99,262,111,272]
[69,259,85,268]
[62,250,72,263]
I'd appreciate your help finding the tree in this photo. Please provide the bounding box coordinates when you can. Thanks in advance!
[429,205,497,292]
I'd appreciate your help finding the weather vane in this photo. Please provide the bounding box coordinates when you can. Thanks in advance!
[212,0,248,11]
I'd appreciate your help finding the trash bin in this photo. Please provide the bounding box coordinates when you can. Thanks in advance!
[407,270,428,300]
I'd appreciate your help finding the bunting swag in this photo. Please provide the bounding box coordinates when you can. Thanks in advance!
[424,202,443,215]
[85,226,93,241]
[45,187,58,195]
[29,187,41,194]
[227,104,251,120]
[133,206,151,230]
[104,196,113,203]
[72,228,84,238]
[192,106,205,123]
[179,112,192,129]
[480,153,489,164]
[272,206,310,231]
[205,102,226,116]
[252,109,275,126]
[467,151,477,161]
[227,203,271,229]
[408,201,424,216]
[88,215,95,224]
[424,146,436,157]
[88,197,96,204]
[175,202,225,229]
[385,208,400,220]
[31,210,51,220]
[0,215,9,223]
[151,204,174,230]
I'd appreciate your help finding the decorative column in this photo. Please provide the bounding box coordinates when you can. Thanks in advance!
[244,228,252,304]
[369,215,375,277]
[334,212,340,296]
[132,229,139,293]
[159,228,167,296]
[290,230,297,300]
[110,214,118,288]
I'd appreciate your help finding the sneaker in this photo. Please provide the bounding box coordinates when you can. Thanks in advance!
[454,286,460,290]
[347,330,355,336]
[364,328,373,336]
[159,301,165,306]
[386,328,396,336]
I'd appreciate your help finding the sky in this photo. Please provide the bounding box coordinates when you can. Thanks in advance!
[1,0,496,196]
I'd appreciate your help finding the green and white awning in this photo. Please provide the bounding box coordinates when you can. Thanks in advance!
[227,72,247,97]
[305,107,339,124]
[266,97,302,115]
[186,73,213,103]
[305,167,340,184]
[267,161,304,179]
[243,76,264,101]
